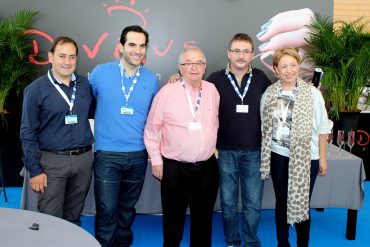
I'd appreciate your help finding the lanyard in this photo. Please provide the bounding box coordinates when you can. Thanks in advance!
[119,61,141,106]
[280,84,298,123]
[227,70,253,105]
[47,70,76,114]
[180,79,203,121]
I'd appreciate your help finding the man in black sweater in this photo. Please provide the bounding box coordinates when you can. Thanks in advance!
[207,33,271,247]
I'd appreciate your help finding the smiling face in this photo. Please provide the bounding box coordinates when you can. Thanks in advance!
[274,54,300,86]
[119,31,147,71]
[227,40,254,72]
[48,42,77,84]
[179,48,206,87]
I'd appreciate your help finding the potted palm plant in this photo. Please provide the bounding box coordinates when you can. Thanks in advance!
[303,13,370,121]
[0,9,39,125]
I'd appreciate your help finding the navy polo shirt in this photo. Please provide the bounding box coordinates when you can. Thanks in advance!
[20,72,94,177]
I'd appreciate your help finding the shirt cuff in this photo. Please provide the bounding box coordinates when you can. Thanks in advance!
[28,165,43,178]
[151,155,163,166]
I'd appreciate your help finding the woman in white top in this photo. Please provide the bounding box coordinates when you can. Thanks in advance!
[260,48,331,247]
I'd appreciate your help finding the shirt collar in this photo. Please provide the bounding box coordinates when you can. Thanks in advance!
[225,63,232,75]
[119,60,141,79]
[181,78,202,92]
[49,69,76,85]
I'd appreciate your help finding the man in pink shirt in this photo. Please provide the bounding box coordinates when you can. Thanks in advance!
[144,47,220,247]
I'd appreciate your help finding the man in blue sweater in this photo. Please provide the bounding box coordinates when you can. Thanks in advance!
[89,25,159,247]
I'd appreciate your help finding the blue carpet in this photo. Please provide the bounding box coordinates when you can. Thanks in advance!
[1,182,369,246]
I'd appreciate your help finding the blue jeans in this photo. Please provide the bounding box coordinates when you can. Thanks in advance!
[218,149,263,247]
[94,150,148,247]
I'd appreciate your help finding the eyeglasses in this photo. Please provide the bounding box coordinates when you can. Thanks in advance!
[229,49,252,56]
[180,62,206,68]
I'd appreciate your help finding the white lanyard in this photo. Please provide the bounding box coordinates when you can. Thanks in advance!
[119,61,141,106]
[47,70,76,114]
[227,70,253,105]
[180,79,202,121]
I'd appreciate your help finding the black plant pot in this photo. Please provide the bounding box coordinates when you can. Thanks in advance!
[333,111,361,146]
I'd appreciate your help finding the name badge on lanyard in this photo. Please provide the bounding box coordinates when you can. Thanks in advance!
[236,104,249,113]
[47,70,78,125]
[180,79,203,130]
[120,62,140,115]
[121,106,134,115]
[65,114,78,124]
[227,71,252,114]
[188,121,202,131]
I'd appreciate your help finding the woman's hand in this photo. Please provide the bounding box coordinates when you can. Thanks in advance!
[319,159,328,176]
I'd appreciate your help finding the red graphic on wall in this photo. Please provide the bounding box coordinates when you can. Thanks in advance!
[357,130,370,146]
[24,29,53,65]
[153,40,174,57]
[26,0,197,65]
[83,33,109,59]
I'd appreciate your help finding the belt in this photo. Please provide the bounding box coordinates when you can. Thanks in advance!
[50,145,92,156]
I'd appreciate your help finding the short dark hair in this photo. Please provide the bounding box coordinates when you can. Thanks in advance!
[50,36,78,55]
[228,33,254,51]
[120,25,149,46]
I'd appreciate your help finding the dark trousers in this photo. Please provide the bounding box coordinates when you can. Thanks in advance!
[38,150,93,225]
[270,152,319,247]
[161,156,219,247]
[94,150,148,247]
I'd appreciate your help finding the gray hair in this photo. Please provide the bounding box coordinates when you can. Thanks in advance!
[178,47,207,64]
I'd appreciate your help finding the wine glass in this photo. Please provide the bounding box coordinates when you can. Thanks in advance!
[347,130,355,154]
[337,130,344,151]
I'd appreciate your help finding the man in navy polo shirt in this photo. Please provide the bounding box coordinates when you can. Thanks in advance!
[20,36,94,226]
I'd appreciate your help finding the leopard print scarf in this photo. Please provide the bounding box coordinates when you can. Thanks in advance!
[261,78,313,224]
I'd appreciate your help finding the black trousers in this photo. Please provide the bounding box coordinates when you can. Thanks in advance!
[270,152,319,247]
[161,156,219,247]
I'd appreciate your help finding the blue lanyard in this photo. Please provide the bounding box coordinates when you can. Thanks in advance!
[119,62,141,106]
[47,70,76,114]
[227,70,253,105]
[180,79,203,121]
[280,83,298,100]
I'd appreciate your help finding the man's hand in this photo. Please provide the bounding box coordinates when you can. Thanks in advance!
[167,74,181,84]
[152,164,163,181]
[30,173,48,193]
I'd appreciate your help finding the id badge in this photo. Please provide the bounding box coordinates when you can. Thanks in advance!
[188,122,202,131]
[236,104,249,113]
[121,106,134,115]
[65,114,78,125]
[276,126,290,139]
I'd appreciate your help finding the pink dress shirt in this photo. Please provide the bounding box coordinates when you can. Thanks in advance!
[144,80,220,166]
